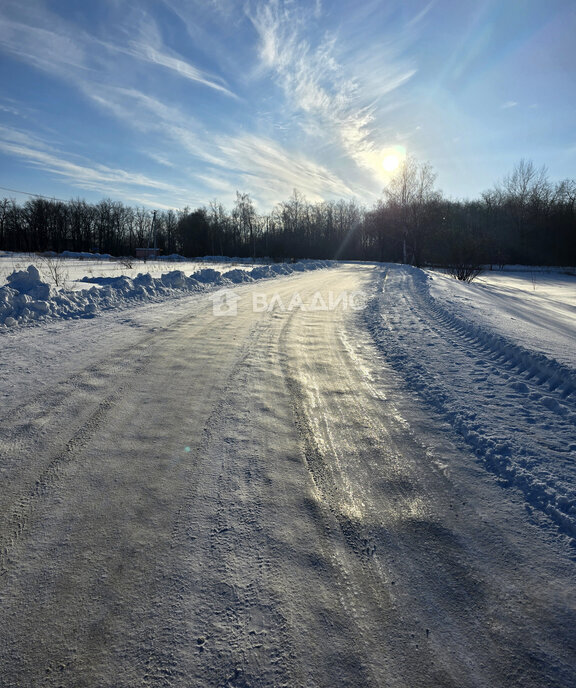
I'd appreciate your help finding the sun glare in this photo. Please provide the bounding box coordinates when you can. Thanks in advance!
[382,154,400,172]
[380,146,406,176]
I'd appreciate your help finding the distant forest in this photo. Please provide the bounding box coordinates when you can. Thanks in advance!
[1,158,574,267]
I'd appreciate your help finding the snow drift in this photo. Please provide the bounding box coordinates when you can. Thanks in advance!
[0,260,330,329]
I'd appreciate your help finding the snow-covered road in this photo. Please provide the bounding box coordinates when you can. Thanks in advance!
[1,265,575,687]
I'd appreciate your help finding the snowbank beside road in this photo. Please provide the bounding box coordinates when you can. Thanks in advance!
[0,260,330,329]
[366,264,576,543]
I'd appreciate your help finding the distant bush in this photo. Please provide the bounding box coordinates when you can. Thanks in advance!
[447,264,483,283]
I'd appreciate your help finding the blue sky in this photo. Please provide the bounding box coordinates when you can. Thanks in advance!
[0,0,574,211]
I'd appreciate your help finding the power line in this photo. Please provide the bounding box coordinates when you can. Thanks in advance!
[0,184,69,203]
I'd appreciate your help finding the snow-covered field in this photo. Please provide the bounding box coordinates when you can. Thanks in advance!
[0,259,575,687]
[0,251,256,284]
[429,267,576,367]
[0,251,257,285]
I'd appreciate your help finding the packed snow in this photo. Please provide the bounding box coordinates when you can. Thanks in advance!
[1,258,575,687]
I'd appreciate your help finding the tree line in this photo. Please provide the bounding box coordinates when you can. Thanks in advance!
[0,158,574,266]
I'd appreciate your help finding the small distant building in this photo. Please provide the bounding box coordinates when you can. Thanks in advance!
[135,247,161,259]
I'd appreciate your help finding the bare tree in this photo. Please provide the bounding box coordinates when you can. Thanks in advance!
[37,254,69,288]
[233,192,258,257]
[383,155,441,265]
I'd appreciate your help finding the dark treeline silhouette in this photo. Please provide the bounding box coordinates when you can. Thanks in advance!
[1,159,574,266]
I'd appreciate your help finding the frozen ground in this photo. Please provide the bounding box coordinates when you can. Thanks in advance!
[0,261,575,687]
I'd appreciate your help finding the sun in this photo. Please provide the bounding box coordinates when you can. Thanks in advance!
[380,146,406,175]
[382,153,400,172]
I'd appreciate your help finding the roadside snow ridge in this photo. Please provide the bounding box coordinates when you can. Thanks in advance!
[366,264,576,543]
[0,260,330,329]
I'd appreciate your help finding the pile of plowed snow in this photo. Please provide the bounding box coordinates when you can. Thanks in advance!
[365,264,576,542]
[0,260,330,328]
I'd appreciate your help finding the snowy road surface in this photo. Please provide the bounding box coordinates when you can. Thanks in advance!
[1,264,575,687]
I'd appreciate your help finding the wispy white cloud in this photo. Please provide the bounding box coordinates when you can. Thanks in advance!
[0,101,22,117]
[146,152,178,169]
[0,15,89,77]
[207,133,357,203]
[125,43,237,98]
[501,101,518,109]
[84,84,203,138]
[406,0,437,28]
[0,126,191,207]
[1,61,355,209]
[81,85,356,205]
[193,173,235,196]
[0,1,237,100]
[248,0,415,182]
[0,0,415,207]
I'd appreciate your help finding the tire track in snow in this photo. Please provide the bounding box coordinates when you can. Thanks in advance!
[0,297,283,687]
[2,265,575,687]
[136,315,301,687]
[278,310,388,688]
[276,288,473,687]
[0,336,159,578]
[277,269,576,687]
[0,305,226,580]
